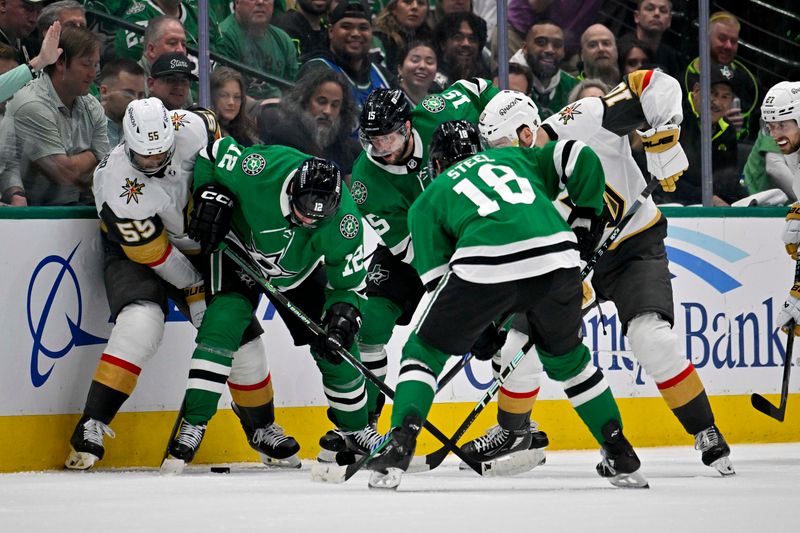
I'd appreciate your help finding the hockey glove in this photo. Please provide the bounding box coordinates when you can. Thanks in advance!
[637,124,688,192]
[470,322,508,361]
[777,283,800,336]
[314,302,362,365]
[567,206,607,262]
[782,204,800,259]
[183,281,206,328]
[581,281,596,311]
[188,183,234,254]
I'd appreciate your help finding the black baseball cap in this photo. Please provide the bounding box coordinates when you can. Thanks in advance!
[688,61,739,89]
[329,1,370,26]
[150,52,198,81]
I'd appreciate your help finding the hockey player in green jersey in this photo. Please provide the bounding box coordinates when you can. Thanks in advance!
[464,70,734,476]
[368,120,648,490]
[163,138,383,470]
[317,80,548,463]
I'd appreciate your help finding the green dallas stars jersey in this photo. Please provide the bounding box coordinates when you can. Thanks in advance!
[408,141,606,289]
[349,78,499,262]
[194,137,367,310]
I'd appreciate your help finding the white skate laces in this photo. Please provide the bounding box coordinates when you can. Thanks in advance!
[694,426,719,452]
[252,424,291,448]
[346,425,384,453]
[81,418,115,446]
[176,422,206,451]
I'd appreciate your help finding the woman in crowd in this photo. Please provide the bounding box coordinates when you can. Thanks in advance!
[618,38,654,76]
[374,0,433,72]
[210,67,260,146]
[396,39,441,106]
[567,78,610,103]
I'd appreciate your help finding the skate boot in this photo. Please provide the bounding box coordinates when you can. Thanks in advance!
[459,420,547,473]
[317,429,348,463]
[368,415,422,490]
[596,420,649,489]
[160,419,206,474]
[65,416,115,470]
[695,425,735,476]
[232,403,301,468]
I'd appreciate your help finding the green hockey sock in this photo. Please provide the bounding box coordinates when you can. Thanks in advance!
[184,346,234,426]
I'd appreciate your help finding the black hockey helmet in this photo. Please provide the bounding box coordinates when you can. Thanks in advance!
[427,120,482,178]
[288,158,343,228]
[359,89,412,158]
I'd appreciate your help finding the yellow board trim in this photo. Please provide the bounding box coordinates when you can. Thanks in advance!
[2,395,798,472]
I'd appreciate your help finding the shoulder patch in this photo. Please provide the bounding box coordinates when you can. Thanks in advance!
[558,102,582,125]
[170,112,188,131]
[339,214,360,239]
[241,153,266,176]
[125,2,146,16]
[350,180,367,205]
[421,95,446,114]
[119,177,146,204]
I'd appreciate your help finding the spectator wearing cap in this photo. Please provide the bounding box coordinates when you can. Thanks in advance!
[683,11,760,140]
[273,0,332,61]
[656,63,745,206]
[0,25,108,206]
[432,11,490,88]
[115,1,220,63]
[0,0,43,63]
[618,0,680,77]
[148,51,197,110]
[218,0,298,101]
[99,58,146,146]
[510,19,577,120]
[298,0,394,110]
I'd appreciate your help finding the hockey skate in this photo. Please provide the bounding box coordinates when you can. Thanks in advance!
[595,420,649,489]
[232,403,301,468]
[160,419,206,475]
[459,420,547,475]
[317,410,380,464]
[368,415,422,490]
[695,425,735,476]
[65,416,115,470]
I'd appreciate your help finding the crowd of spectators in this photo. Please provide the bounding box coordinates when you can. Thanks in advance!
[0,0,794,207]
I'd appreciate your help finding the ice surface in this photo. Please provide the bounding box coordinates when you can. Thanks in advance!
[1,443,797,533]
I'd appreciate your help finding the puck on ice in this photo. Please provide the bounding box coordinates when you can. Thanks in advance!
[210,466,231,474]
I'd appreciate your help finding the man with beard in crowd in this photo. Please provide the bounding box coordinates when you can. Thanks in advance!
[274,0,332,60]
[298,1,394,110]
[578,24,620,88]
[432,11,490,87]
[510,19,578,120]
[258,69,360,180]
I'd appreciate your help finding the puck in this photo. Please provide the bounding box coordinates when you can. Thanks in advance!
[210,466,231,474]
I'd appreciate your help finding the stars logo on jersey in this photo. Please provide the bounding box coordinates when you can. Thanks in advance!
[170,112,188,131]
[407,158,419,171]
[367,263,390,285]
[421,95,446,114]
[339,214,359,239]
[119,177,145,204]
[558,103,582,125]
[251,250,297,279]
[350,181,368,205]
[242,154,266,176]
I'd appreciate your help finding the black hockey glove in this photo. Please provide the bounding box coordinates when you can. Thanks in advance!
[567,206,607,262]
[188,183,234,254]
[470,322,508,361]
[314,302,362,365]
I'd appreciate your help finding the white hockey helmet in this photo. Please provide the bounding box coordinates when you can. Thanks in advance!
[123,97,176,176]
[479,90,540,148]
[761,81,800,128]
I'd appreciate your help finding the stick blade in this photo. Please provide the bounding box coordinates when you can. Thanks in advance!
[750,393,786,422]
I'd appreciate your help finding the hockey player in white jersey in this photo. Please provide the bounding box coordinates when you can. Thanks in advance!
[461,70,735,477]
[65,98,298,470]
[763,82,800,337]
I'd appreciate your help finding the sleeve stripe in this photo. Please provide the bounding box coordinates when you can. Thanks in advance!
[564,140,586,181]
[145,240,172,267]
[120,231,171,265]
[560,140,575,183]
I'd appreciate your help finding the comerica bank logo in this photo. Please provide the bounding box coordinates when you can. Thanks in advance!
[27,244,107,388]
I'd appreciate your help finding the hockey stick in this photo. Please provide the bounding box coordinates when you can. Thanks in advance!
[220,243,489,475]
[581,177,660,279]
[750,257,800,421]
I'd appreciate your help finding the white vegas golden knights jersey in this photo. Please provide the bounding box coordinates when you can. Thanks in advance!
[93,109,209,255]
[542,69,684,248]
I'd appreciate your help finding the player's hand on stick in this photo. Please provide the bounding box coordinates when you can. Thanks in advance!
[777,283,800,336]
[567,206,607,262]
[782,204,800,259]
[470,323,508,361]
[314,302,362,364]
[188,183,234,254]
[637,124,688,193]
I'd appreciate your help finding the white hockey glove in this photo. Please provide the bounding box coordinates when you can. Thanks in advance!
[782,204,800,259]
[184,281,207,328]
[777,284,800,337]
[637,124,689,193]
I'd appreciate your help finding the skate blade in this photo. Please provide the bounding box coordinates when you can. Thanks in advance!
[483,448,546,477]
[64,449,99,471]
[368,468,403,490]
[160,457,187,475]
[711,456,735,476]
[258,452,301,469]
[310,461,347,483]
[608,469,649,489]
[316,449,339,463]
